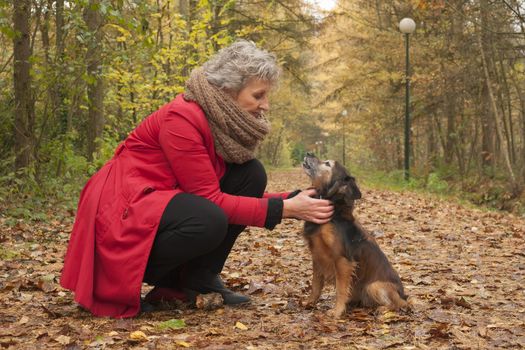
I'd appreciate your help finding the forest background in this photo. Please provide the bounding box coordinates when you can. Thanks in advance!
[1,0,524,221]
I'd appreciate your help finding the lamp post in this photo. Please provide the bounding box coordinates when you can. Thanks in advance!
[341,109,348,166]
[399,17,416,181]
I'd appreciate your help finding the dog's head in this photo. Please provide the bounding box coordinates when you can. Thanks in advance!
[302,153,361,207]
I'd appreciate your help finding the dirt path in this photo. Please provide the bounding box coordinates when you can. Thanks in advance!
[1,169,524,349]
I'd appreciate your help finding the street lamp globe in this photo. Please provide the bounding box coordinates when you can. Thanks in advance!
[399,17,415,181]
[399,18,416,34]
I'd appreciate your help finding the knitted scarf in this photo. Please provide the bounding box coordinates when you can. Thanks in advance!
[184,68,270,164]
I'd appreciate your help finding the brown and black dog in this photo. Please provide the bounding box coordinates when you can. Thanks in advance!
[302,153,407,318]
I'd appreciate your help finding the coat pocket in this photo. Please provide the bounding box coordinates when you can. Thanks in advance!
[129,185,159,227]
[95,195,128,244]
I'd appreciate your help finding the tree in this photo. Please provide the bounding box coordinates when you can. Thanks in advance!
[84,0,105,161]
[309,0,524,198]
[12,0,34,170]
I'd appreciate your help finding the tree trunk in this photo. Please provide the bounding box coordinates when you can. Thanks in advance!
[443,63,457,165]
[41,1,51,64]
[496,49,516,165]
[84,0,105,161]
[180,0,198,77]
[477,25,517,186]
[55,0,69,132]
[509,69,525,179]
[442,8,464,166]
[13,0,35,170]
[479,0,495,172]
[271,128,284,166]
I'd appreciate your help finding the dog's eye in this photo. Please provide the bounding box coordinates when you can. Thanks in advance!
[324,161,331,167]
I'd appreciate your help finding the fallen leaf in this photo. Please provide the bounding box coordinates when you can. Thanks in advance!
[245,281,264,294]
[429,323,451,339]
[55,335,71,345]
[19,293,33,302]
[113,319,133,331]
[235,322,248,330]
[176,340,191,347]
[158,319,186,330]
[129,331,148,341]
[206,328,221,336]
[195,293,223,310]
[455,296,472,309]
[37,280,56,293]
[88,336,115,347]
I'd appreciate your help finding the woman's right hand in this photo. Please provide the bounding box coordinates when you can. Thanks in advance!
[282,188,334,224]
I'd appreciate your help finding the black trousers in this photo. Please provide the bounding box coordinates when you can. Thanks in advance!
[143,159,267,287]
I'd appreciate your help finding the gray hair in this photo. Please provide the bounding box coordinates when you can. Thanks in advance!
[202,40,281,93]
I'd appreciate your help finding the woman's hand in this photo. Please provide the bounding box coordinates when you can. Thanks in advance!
[282,188,334,224]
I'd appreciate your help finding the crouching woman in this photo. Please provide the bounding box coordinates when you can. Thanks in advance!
[60,40,334,318]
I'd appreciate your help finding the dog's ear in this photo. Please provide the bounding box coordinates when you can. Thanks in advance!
[325,180,342,198]
[343,176,361,204]
[325,176,361,203]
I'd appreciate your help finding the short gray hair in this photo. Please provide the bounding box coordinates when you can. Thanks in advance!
[202,40,281,93]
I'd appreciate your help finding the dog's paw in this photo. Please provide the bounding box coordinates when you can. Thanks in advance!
[302,297,318,308]
[329,306,346,319]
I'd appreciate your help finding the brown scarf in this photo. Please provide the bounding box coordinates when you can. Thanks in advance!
[184,69,270,164]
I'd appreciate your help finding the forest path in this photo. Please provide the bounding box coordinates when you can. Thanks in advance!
[1,168,524,349]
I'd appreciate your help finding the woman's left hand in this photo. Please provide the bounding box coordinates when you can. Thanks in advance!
[282,188,334,224]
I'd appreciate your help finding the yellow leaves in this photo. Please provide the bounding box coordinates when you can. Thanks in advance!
[235,25,264,37]
[234,321,248,331]
[414,0,427,9]
[514,62,525,74]
[414,0,446,11]
[176,340,191,347]
[129,331,148,341]
[106,23,132,44]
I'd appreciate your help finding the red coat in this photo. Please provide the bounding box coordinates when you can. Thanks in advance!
[60,95,288,318]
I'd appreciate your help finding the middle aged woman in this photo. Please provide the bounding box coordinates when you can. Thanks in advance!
[60,40,334,319]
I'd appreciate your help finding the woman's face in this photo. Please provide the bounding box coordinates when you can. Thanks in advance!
[234,78,272,117]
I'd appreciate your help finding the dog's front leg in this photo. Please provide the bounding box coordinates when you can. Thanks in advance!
[332,258,356,318]
[305,260,325,307]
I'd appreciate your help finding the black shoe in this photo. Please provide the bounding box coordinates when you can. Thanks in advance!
[184,270,250,305]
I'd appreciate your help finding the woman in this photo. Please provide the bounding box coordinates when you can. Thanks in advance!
[60,40,334,318]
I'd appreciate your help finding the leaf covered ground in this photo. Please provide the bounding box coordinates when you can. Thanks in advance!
[1,169,524,349]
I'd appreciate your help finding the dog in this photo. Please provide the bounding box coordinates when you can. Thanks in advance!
[302,153,407,318]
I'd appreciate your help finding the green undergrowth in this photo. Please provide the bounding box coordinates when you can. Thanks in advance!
[0,170,83,227]
[350,168,524,217]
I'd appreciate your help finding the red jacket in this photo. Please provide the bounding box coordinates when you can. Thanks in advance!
[60,95,288,318]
